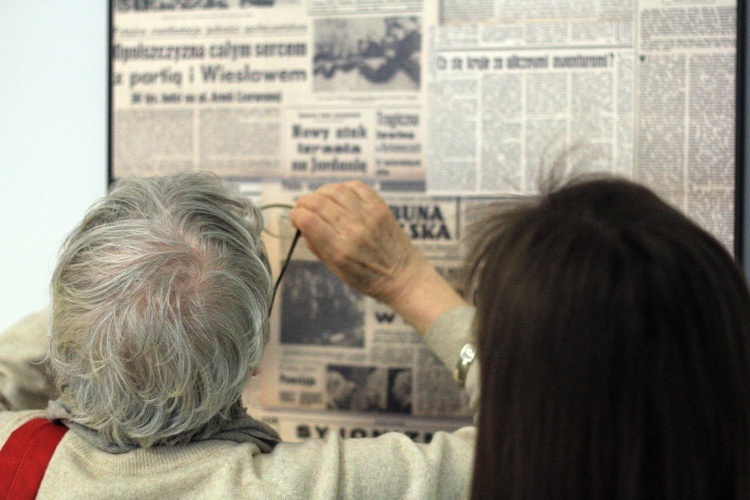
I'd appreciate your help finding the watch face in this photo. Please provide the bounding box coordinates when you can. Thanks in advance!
[459,344,476,363]
[455,343,477,386]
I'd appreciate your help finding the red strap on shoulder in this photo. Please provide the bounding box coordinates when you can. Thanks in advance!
[0,418,69,500]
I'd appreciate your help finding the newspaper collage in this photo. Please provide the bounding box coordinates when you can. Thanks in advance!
[111,0,738,441]
[229,178,493,438]
[112,0,433,185]
[432,0,737,247]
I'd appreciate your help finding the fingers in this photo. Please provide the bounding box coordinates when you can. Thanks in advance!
[301,234,325,263]
[292,193,341,231]
[317,182,366,211]
[343,181,397,232]
[292,183,361,234]
[344,180,380,206]
[289,203,337,255]
[290,183,364,266]
[291,182,378,236]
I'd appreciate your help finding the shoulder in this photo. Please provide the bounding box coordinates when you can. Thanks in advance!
[256,427,475,498]
[36,426,473,498]
[0,409,49,444]
[1,309,50,342]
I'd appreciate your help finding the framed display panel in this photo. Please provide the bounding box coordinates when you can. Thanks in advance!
[739,0,748,273]
[108,0,744,440]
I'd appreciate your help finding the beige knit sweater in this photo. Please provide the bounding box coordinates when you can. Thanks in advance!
[0,307,478,499]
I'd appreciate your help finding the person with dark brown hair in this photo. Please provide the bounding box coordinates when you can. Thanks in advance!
[464,175,750,498]
[293,174,750,498]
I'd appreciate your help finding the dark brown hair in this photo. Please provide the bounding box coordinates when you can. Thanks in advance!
[467,176,750,498]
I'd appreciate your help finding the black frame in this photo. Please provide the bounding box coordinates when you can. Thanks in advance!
[739,0,749,274]
[107,1,115,186]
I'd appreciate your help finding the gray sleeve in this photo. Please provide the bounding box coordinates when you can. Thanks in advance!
[0,308,58,411]
[422,305,480,413]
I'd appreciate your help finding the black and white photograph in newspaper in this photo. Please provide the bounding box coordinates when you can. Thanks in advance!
[326,365,388,412]
[280,260,365,347]
[313,16,421,92]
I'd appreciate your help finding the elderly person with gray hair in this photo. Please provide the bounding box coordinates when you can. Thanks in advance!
[0,173,476,498]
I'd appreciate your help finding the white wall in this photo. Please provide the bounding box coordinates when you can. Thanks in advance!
[0,2,108,332]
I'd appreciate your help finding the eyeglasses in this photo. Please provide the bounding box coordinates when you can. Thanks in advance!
[261,204,302,315]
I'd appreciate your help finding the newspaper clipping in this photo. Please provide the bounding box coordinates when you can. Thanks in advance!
[249,182,493,439]
[112,0,435,183]
[111,0,739,441]
[429,0,736,249]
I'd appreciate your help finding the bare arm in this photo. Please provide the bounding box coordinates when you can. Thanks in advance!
[290,181,468,335]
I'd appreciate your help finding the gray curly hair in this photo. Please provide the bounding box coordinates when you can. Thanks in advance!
[48,173,272,448]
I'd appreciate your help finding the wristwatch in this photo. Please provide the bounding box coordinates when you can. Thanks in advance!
[454,343,476,387]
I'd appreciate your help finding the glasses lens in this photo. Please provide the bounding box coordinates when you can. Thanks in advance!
[261,204,295,239]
